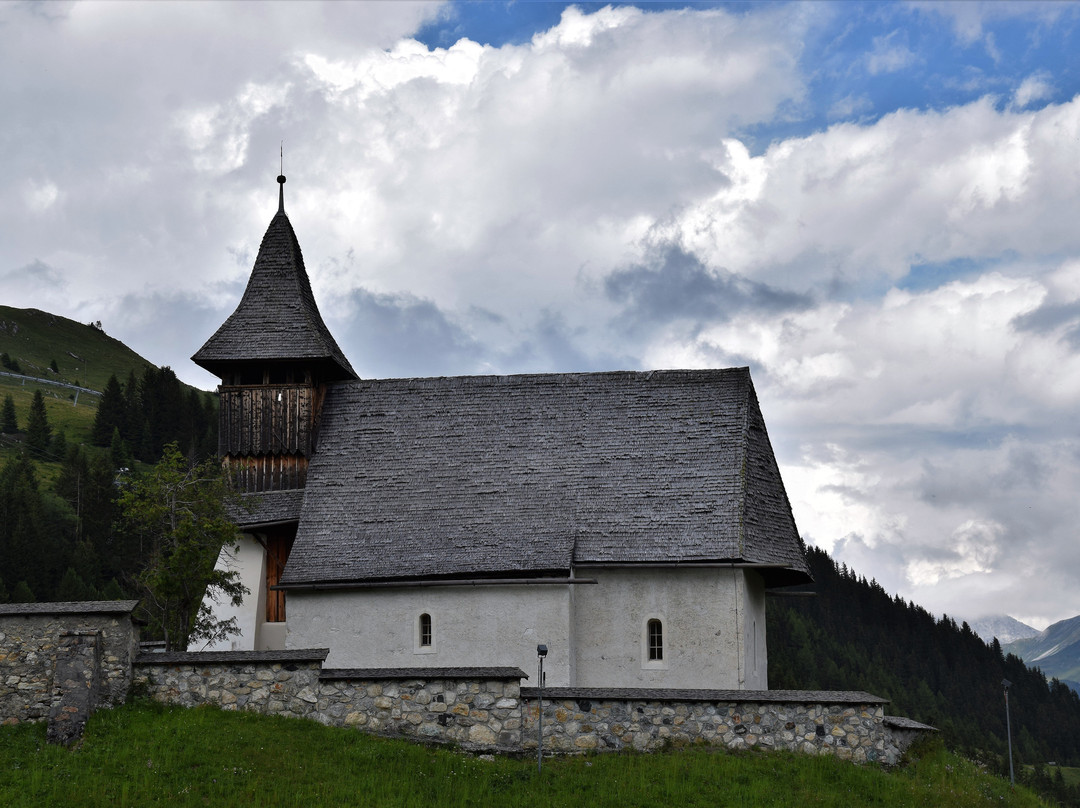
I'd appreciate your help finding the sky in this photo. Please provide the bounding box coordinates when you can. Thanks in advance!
[3,0,1080,630]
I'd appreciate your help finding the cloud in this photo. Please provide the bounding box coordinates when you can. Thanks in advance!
[865,30,917,75]
[1013,72,1055,109]
[603,245,812,336]
[6,2,1080,626]
[335,288,484,379]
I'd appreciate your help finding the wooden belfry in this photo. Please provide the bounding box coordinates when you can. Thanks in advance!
[192,174,357,494]
[192,175,357,624]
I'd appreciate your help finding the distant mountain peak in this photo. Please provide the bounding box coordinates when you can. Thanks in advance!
[969,615,1039,645]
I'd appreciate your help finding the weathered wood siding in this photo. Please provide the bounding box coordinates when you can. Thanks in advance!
[219,385,314,492]
[219,385,314,456]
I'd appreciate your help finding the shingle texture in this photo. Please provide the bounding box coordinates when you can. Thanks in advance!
[280,368,810,587]
[229,489,305,528]
[192,211,356,381]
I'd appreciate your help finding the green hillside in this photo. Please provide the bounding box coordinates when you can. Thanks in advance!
[0,307,157,461]
[0,307,218,604]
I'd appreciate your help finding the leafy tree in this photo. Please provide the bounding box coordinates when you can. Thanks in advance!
[1,394,17,433]
[26,389,51,458]
[116,443,247,651]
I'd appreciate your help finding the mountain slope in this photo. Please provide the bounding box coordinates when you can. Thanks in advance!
[767,546,1080,766]
[0,306,155,392]
[1005,616,1080,685]
[970,615,1040,645]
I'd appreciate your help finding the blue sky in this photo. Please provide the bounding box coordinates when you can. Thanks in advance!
[3,0,1080,628]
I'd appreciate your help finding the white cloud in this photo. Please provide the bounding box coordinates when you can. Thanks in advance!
[5,1,1080,626]
[1013,72,1054,109]
[865,31,917,75]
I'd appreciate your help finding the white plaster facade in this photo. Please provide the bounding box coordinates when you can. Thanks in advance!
[571,566,767,690]
[209,548,769,689]
[202,535,278,652]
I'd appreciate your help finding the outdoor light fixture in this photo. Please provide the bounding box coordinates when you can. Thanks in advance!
[1002,679,1014,787]
[537,644,548,773]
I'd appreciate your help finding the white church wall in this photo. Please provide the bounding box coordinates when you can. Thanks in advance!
[741,570,768,690]
[285,584,573,685]
[198,533,267,652]
[570,567,768,689]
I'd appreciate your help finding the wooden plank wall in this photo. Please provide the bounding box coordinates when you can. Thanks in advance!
[219,385,313,456]
[223,454,308,492]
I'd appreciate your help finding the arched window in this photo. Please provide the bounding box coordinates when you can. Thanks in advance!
[419,612,432,648]
[647,618,663,661]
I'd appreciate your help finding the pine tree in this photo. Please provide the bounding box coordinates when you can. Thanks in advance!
[91,374,126,446]
[26,389,52,458]
[0,573,8,603]
[55,567,92,601]
[1,394,17,433]
[10,580,35,603]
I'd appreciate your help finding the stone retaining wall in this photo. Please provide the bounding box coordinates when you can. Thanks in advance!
[2,602,932,762]
[521,688,905,765]
[133,655,527,752]
[0,601,139,725]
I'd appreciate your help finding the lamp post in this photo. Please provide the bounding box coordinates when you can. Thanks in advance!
[1003,678,1014,787]
[537,644,548,773]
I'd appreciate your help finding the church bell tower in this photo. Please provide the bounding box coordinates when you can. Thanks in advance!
[192,174,357,493]
[191,175,356,633]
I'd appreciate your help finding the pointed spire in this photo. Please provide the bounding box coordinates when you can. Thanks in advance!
[192,176,358,382]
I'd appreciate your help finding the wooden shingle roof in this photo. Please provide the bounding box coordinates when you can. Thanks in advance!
[192,202,357,381]
[279,368,811,588]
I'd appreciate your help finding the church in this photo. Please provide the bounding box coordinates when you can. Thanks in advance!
[193,176,811,690]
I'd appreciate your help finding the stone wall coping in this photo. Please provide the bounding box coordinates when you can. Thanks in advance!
[884,715,937,731]
[0,600,140,617]
[134,648,330,665]
[520,687,889,705]
[321,666,528,681]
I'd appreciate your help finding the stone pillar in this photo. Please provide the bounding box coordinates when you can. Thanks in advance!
[46,630,102,746]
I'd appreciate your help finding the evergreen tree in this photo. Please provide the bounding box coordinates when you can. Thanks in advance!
[91,374,127,446]
[1,394,17,433]
[0,573,7,603]
[51,428,67,458]
[0,456,49,596]
[55,566,92,601]
[110,427,133,472]
[26,389,52,458]
[10,580,35,603]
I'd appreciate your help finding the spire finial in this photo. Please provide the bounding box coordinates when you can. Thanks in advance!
[277,142,286,213]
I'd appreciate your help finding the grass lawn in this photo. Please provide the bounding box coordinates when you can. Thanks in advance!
[0,702,1049,808]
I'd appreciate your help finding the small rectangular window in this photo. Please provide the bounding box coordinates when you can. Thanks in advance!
[419,613,432,647]
[647,619,663,661]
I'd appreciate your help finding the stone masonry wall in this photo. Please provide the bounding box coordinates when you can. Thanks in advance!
[0,602,139,725]
[521,688,905,765]
[133,654,526,752]
[3,604,927,763]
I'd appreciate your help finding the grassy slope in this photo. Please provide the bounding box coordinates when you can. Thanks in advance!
[0,306,198,479]
[0,702,1049,808]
